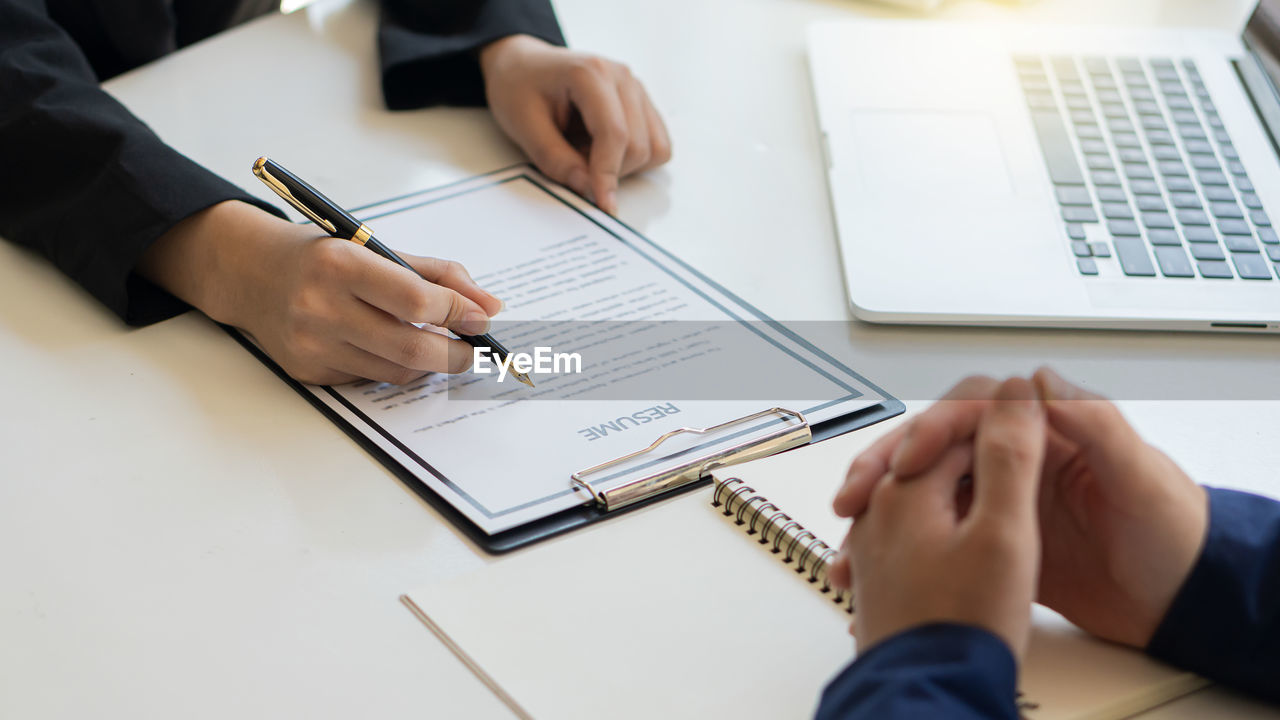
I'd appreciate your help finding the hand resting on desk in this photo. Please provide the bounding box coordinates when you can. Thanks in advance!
[832,378,1047,661]
[830,369,1209,652]
[480,34,672,215]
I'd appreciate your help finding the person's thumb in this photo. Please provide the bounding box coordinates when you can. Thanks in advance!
[1032,367,1148,475]
[971,377,1046,525]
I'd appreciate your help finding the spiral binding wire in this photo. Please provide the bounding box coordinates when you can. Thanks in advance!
[711,477,853,613]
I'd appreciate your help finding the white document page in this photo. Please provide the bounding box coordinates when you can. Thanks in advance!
[297,167,888,534]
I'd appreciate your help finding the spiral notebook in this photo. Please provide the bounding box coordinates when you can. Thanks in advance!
[708,460,1210,720]
[402,418,1209,720]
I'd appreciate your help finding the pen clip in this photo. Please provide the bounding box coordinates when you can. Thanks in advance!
[252,157,338,234]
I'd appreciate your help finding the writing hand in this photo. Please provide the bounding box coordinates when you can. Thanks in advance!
[138,201,502,385]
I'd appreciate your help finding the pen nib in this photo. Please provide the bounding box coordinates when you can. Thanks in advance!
[513,371,535,388]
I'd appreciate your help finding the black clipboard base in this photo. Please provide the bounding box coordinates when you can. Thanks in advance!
[224,318,903,554]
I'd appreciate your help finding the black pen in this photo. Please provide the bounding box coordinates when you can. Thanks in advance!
[252,157,533,387]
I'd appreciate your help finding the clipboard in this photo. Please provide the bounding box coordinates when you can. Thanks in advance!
[223,166,904,553]
[228,326,902,553]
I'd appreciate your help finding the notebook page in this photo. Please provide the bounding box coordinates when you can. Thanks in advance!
[403,489,857,720]
[405,420,1206,719]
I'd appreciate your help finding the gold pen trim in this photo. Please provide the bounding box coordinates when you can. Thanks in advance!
[351,223,374,246]
[251,157,337,234]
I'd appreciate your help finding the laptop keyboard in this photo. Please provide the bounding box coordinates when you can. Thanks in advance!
[1016,55,1280,280]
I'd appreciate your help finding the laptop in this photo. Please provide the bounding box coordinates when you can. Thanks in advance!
[808,2,1280,332]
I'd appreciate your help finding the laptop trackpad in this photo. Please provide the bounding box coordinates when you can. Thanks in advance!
[851,111,1014,199]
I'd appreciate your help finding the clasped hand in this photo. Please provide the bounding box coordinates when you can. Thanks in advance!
[829,369,1208,663]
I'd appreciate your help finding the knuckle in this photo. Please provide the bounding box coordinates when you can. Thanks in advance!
[283,328,322,362]
[292,286,328,317]
[970,524,1026,558]
[583,56,613,76]
[967,528,1005,558]
[402,287,436,323]
[389,367,423,386]
[307,239,349,278]
[568,62,601,86]
[444,260,467,281]
[982,434,1037,471]
[396,333,434,368]
[652,135,672,164]
[953,374,998,398]
[415,255,443,277]
[847,454,878,479]
[444,292,468,327]
[626,139,650,165]
[867,474,895,507]
[603,118,628,141]
[1093,399,1127,426]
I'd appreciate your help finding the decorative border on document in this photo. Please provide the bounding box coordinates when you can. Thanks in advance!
[315,169,870,520]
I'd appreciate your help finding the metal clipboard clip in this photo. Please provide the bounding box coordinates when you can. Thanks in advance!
[569,407,811,512]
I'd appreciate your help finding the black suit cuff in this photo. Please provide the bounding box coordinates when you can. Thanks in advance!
[378,0,565,110]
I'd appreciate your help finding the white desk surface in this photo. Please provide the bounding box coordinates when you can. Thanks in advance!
[2,0,1278,717]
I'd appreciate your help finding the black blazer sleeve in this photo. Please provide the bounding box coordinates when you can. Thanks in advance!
[378,0,565,110]
[0,0,283,326]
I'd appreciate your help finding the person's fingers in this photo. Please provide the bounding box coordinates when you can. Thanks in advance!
[568,61,629,213]
[616,77,652,177]
[881,443,975,533]
[284,361,361,388]
[1041,425,1079,479]
[890,375,1001,478]
[292,341,429,387]
[836,375,998,519]
[346,255,491,336]
[829,544,852,590]
[339,343,430,386]
[833,424,908,518]
[343,300,475,376]
[403,254,503,317]
[842,517,870,640]
[971,378,1047,524]
[497,95,592,198]
[1032,367,1148,474]
[641,90,673,170]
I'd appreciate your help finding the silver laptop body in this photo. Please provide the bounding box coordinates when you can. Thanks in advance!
[809,3,1280,332]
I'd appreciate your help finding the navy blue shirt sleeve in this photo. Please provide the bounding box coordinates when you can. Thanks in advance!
[378,0,565,110]
[1146,486,1280,702]
[816,623,1019,720]
[815,487,1280,718]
